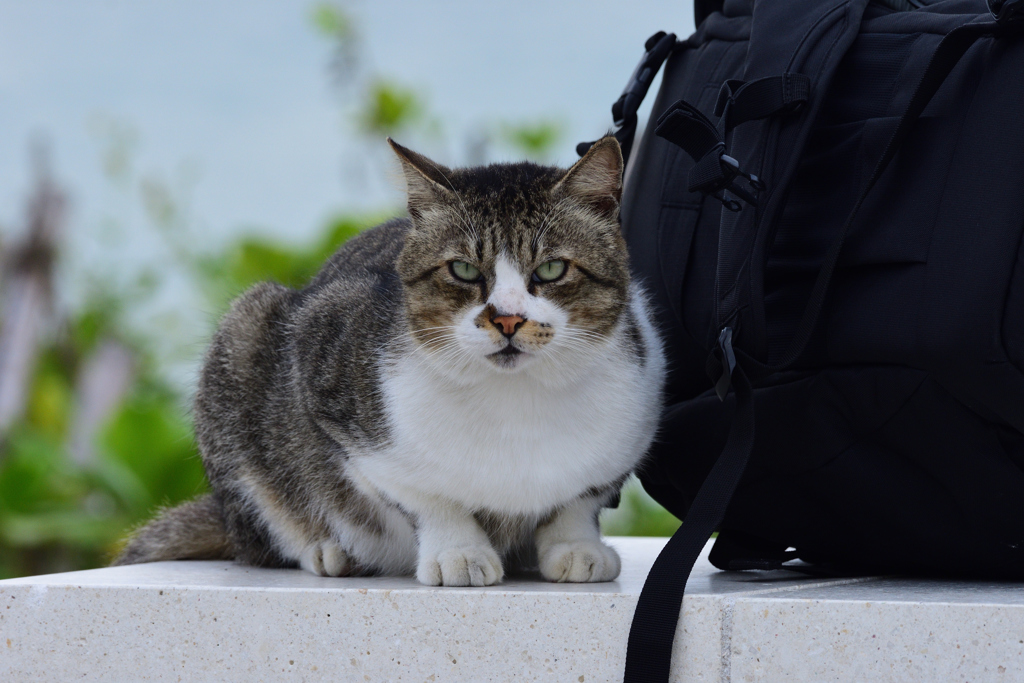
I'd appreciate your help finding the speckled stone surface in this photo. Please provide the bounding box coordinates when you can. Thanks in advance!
[3,538,1022,682]
[729,578,1024,682]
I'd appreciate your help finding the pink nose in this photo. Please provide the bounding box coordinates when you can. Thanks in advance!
[492,314,524,336]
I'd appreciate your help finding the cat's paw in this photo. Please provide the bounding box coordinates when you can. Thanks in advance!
[300,541,352,577]
[539,540,621,583]
[417,545,504,587]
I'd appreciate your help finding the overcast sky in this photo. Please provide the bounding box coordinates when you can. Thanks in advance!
[0,0,694,246]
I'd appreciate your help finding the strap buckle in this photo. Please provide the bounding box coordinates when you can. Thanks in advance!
[718,153,765,208]
[611,31,679,127]
[990,0,1024,26]
[654,102,764,211]
[686,145,763,212]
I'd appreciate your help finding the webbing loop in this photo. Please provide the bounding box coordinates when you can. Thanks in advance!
[715,73,812,131]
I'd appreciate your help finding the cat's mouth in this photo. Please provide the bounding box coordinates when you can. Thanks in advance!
[486,343,525,368]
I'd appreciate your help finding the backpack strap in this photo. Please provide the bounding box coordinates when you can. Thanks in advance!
[576,31,677,164]
[623,13,1019,683]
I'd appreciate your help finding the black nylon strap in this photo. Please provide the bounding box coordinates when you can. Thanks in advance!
[623,19,1009,683]
[623,364,754,683]
[653,99,722,163]
[687,146,730,193]
[715,73,812,132]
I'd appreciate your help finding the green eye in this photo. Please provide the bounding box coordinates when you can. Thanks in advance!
[450,260,481,282]
[533,259,566,283]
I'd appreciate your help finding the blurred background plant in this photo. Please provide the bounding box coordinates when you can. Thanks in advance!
[0,2,679,579]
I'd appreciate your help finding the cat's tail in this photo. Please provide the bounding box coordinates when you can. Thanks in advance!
[111,493,234,566]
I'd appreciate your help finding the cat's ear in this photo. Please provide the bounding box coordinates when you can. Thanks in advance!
[554,136,623,218]
[388,138,453,219]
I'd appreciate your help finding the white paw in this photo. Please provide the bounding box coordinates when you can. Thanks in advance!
[417,545,504,587]
[539,540,621,583]
[300,541,352,577]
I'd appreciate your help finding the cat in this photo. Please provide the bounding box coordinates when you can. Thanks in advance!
[113,136,665,586]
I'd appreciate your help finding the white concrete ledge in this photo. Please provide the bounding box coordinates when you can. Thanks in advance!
[2,537,1023,682]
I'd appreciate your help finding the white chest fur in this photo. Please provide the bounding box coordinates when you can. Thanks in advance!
[355,296,664,516]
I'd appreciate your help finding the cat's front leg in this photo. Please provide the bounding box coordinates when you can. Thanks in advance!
[413,499,503,587]
[536,495,621,583]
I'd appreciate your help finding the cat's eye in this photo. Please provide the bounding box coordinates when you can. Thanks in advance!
[450,260,482,282]
[532,259,566,283]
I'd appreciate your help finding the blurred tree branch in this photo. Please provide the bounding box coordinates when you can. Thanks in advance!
[0,142,66,438]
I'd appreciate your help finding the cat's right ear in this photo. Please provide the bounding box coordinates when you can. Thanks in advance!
[552,136,623,220]
[388,138,453,220]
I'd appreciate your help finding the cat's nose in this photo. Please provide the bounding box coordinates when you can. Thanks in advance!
[491,313,525,338]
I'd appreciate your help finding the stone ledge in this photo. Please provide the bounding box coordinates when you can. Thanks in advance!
[2,538,1022,682]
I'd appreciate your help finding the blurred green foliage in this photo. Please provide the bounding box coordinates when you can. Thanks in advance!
[601,477,681,538]
[358,79,425,137]
[199,213,385,308]
[0,208,396,578]
[500,121,564,160]
[0,311,207,579]
[310,3,355,41]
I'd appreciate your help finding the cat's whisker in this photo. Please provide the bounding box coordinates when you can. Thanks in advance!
[557,329,603,343]
[431,342,476,367]
[559,331,603,344]
[406,325,458,334]
[414,334,470,362]
[385,326,460,352]
[422,343,466,362]
[391,324,459,339]
[551,342,602,358]
[557,330,606,345]
[412,331,460,347]
[555,340,605,355]
[550,334,608,355]
[563,325,610,338]
[423,337,461,354]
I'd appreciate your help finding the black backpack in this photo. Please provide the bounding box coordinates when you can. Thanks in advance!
[579,0,1024,680]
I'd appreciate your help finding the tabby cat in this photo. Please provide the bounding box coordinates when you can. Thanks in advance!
[114,136,665,586]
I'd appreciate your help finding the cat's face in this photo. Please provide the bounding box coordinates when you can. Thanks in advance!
[392,138,630,374]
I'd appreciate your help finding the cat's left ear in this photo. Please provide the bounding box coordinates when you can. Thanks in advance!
[388,138,453,220]
[554,136,623,218]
